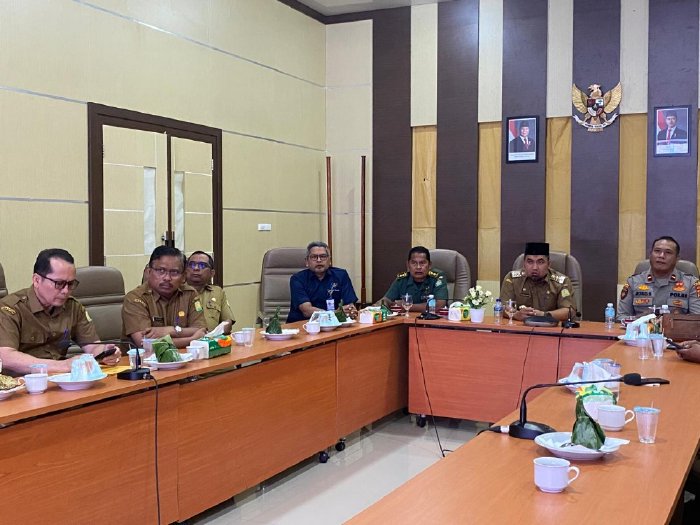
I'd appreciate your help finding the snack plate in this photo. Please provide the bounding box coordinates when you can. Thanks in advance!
[144,353,193,370]
[0,383,26,400]
[617,335,648,347]
[339,320,357,327]
[320,325,340,332]
[261,329,300,341]
[49,372,108,391]
[535,431,628,461]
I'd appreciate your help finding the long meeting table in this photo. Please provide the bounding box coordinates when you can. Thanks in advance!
[1,314,695,524]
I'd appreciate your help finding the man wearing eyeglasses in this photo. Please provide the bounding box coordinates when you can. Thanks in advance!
[185,251,235,332]
[0,248,122,374]
[287,241,358,323]
[122,246,207,348]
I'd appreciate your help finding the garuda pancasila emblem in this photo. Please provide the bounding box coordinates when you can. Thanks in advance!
[572,82,622,132]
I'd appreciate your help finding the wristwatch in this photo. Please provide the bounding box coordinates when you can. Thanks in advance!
[174,325,182,335]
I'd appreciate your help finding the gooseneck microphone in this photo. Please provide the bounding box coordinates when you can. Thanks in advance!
[90,338,151,381]
[561,305,580,328]
[508,373,670,440]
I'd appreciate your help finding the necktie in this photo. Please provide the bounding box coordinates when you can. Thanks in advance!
[667,129,671,143]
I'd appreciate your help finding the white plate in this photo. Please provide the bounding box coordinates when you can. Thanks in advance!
[49,372,108,391]
[535,431,629,461]
[339,320,357,327]
[387,312,398,318]
[261,329,300,341]
[320,325,340,332]
[617,335,648,347]
[0,383,26,400]
[144,353,193,370]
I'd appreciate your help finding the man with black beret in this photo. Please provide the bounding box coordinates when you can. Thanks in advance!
[499,242,575,322]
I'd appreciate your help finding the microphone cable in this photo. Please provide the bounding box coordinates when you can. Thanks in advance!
[413,321,449,457]
[144,372,162,525]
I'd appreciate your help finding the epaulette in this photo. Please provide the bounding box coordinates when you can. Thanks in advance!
[0,305,16,315]
[428,270,439,278]
[510,270,523,278]
[549,271,566,284]
[670,273,677,282]
[396,271,408,279]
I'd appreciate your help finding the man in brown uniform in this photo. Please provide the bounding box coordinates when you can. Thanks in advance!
[0,248,121,375]
[122,246,207,349]
[500,242,576,322]
[185,251,235,333]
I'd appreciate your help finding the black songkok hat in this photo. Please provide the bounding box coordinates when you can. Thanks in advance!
[524,242,549,257]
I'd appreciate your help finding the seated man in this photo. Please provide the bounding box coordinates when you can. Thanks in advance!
[377,246,448,311]
[123,246,207,348]
[287,241,358,323]
[500,242,575,322]
[185,251,235,333]
[0,248,121,375]
[618,235,700,318]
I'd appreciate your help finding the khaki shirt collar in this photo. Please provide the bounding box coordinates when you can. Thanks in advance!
[27,285,66,316]
[144,283,194,302]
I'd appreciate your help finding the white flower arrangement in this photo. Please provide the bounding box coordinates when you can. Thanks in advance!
[463,285,492,309]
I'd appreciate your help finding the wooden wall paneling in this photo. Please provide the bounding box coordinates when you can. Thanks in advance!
[436,0,479,274]
[478,122,502,281]
[545,117,572,254]
[412,125,438,248]
[570,0,621,320]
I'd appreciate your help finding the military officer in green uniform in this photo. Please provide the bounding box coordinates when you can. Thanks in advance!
[0,248,121,375]
[500,242,575,322]
[122,246,207,349]
[377,246,448,311]
[186,251,235,333]
[618,236,700,318]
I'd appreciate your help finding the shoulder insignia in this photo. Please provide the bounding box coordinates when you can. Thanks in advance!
[673,282,686,292]
[428,270,439,278]
[85,310,93,322]
[132,298,148,307]
[510,270,523,278]
[695,281,700,298]
[671,273,677,281]
[554,274,565,284]
[620,283,629,300]
[396,272,408,279]
[0,305,16,315]
[194,301,203,313]
[561,289,570,298]
[646,274,653,283]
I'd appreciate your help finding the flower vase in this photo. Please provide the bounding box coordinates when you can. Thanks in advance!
[469,308,485,323]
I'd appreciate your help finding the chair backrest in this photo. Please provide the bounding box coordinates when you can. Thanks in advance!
[0,262,7,299]
[512,251,583,317]
[429,249,471,301]
[633,259,699,278]
[72,266,125,341]
[259,247,307,320]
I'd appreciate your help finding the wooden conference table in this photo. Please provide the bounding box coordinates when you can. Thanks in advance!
[0,314,688,525]
[348,335,700,524]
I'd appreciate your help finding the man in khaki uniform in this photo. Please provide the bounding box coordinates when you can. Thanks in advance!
[185,251,235,333]
[500,242,576,322]
[122,246,207,349]
[0,248,121,375]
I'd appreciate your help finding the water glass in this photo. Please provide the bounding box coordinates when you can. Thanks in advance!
[604,362,622,399]
[402,294,413,317]
[242,327,255,347]
[29,363,49,375]
[638,340,651,360]
[634,406,660,444]
[650,334,665,359]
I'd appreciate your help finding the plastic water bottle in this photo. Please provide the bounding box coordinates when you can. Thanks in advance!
[427,295,436,315]
[660,304,670,315]
[604,303,615,329]
[494,298,503,324]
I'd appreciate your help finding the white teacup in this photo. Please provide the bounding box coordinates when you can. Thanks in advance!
[24,373,48,394]
[233,331,246,345]
[304,321,321,334]
[596,404,635,431]
[533,457,579,493]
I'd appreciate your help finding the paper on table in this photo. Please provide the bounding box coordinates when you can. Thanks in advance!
[100,365,132,375]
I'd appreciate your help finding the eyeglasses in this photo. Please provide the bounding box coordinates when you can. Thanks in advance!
[308,254,329,261]
[40,275,80,290]
[408,260,429,267]
[150,267,183,278]
[187,261,211,270]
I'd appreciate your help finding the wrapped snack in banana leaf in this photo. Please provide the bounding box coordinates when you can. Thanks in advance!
[335,300,347,322]
[571,385,608,450]
[267,306,283,334]
[151,335,182,363]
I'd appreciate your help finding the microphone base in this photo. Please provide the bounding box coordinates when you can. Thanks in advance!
[418,313,441,320]
[508,420,556,440]
[562,320,580,328]
[117,368,151,381]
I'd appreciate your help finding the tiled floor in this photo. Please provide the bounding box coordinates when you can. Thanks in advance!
[188,414,482,525]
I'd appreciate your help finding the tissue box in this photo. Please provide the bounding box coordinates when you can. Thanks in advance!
[448,307,470,321]
[359,310,383,324]
[192,335,232,359]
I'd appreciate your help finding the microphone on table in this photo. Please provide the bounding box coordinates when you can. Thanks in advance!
[508,373,670,440]
[90,338,150,381]
[562,306,580,329]
[417,295,440,320]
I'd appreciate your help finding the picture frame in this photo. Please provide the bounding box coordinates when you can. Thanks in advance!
[654,105,691,157]
[506,116,539,163]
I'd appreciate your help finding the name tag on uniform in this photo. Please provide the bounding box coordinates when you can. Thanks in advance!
[152,316,164,323]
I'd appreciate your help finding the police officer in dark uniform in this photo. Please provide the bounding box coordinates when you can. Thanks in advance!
[377,246,448,311]
[0,248,121,375]
[618,236,700,318]
[500,242,575,322]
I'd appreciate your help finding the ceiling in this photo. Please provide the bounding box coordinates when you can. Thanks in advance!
[294,0,450,16]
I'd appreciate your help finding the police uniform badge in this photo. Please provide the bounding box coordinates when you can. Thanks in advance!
[194,301,203,312]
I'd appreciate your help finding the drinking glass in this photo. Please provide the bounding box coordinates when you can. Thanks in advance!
[504,300,517,325]
[402,294,413,317]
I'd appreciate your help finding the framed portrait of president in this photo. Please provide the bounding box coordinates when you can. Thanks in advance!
[654,105,691,157]
[506,116,538,163]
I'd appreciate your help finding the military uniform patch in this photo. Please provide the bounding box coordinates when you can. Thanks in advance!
[620,283,629,300]
[674,282,686,292]
[561,289,570,298]
[637,284,649,291]
[0,305,16,315]
[511,270,523,278]
[133,298,148,307]
[396,272,408,279]
[194,301,203,313]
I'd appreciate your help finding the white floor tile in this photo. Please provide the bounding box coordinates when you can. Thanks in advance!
[189,414,477,525]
